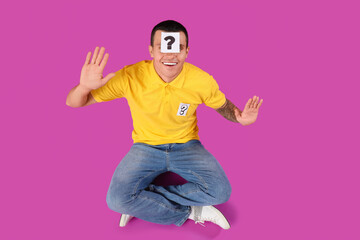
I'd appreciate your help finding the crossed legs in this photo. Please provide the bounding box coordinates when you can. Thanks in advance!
[106,140,231,226]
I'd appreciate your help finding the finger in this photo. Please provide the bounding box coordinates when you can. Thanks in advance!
[99,53,109,72]
[91,46,100,64]
[84,51,91,65]
[253,96,259,108]
[96,47,105,66]
[249,96,255,108]
[101,72,116,85]
[257,99,263,109]
[252,95,257,108]
[245,98,252,109]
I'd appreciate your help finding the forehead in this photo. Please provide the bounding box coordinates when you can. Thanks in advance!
[154,30,186,44]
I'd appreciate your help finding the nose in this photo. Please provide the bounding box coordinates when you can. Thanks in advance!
[164,52,177,57]
[163,52,177,60]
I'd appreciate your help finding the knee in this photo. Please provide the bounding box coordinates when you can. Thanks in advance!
[224,182,232,202]
[106,186,133,213]
[219,180,232,203]
[210,179,232,204]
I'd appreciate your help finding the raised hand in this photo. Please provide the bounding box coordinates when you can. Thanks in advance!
[80,46,116,91]
[235,96,263,126]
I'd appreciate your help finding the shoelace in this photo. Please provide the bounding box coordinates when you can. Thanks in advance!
[193,206,220,227]
[194,220,206,227]
[195,216,220,226]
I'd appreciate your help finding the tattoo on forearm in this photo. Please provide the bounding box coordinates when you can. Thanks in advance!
[216,99,242,123]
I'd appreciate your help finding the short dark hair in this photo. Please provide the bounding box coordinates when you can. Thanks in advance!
[150,20,188,48]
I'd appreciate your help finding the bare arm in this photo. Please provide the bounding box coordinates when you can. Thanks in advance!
[66,83,97,108]
[65,46,115,108]
[215,98,242,123]
[216,96,263,125]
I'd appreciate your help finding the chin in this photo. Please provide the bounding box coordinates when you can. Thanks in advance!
[165,69,180,76]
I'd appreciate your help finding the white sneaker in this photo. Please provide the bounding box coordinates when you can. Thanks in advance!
[119,214,134,227]
[188,206,230,230]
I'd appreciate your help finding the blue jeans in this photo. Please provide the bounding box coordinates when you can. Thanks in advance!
[106,140,232,226]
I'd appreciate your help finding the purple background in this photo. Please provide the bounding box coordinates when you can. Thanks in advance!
[1,0,359,239]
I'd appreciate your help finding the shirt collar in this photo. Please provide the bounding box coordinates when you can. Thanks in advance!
[149,60,186,88]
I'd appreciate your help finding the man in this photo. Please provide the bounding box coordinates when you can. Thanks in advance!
[66,20,263,230]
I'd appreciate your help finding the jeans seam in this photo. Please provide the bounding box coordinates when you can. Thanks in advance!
[166,151,170,171]
[151,185,201,195]
[137,193,187,213]
[132,169,167,196]
[153,186,166,193]
[180,189,202,196]
[170,167,209,193]
[188,170,208,193]
[176,206,191,226]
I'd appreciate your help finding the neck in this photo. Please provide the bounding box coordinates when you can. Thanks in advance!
[159,74,176,83]
[153,64,183,83]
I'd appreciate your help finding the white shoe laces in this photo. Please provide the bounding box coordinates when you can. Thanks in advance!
[193,206,221,227]
[191,206,230,230]
[194,220,206,227]
[195,216,220,227]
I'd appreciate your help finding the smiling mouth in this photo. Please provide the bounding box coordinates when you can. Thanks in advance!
[163,62,178,66]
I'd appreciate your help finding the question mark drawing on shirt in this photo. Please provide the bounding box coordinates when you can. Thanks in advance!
[180,105,188,115]
[164,36,175,50]
[161,32,180,53]
[177,103,190,116]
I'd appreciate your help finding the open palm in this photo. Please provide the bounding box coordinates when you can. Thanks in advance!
[80,46,116,91]
[235,96,263,126]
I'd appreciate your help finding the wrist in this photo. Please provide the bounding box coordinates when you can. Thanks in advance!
[78,84,92,93]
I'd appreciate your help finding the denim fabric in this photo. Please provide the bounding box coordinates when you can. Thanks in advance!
[106,139,231,226]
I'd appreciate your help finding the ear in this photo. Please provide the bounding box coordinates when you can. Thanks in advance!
[149,45,154,58]
[185,46,190,58]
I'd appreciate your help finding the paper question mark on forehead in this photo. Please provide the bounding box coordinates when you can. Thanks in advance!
[161,32,180,53]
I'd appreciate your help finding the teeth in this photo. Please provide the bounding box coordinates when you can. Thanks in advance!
[163,62,177,66]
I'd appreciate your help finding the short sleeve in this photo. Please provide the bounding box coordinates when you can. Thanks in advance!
[90,68,128,102]
[203,76,226,109]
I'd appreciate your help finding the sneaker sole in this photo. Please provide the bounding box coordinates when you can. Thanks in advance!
[119,214,133,227]
[210,206,231,230]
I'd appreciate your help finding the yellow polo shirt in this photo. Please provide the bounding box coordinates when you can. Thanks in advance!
[90,60,226,145]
